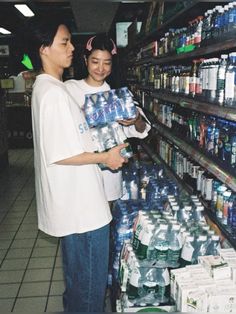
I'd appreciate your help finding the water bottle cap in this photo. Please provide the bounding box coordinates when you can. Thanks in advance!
[196,206,204,211]
[173,224,181,230]
[198,235,207,241]
[172,205,180,211]
[184,206,192,211]
[221,54,228,59]
[186,235,194,241]
[212,235,220,241]
[160,224,168,230]
[223,191,231,197]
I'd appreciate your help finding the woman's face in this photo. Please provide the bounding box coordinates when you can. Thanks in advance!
[85,49,112,86]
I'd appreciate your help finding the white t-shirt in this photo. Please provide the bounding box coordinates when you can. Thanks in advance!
[65,79,151,201]
[31,74,111,237]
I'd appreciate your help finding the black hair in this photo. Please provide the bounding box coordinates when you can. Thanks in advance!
[84,33,116,58]
[24,14,70,71]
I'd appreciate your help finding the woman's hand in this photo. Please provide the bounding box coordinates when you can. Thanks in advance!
[118,112,147,133]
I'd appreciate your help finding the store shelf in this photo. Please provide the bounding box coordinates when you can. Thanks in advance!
[132,36,236,66]
[128,0,200,53]
[140,139,236,249]
[134,86,236,122]
[153,121,236,193]
[140,139,193,194]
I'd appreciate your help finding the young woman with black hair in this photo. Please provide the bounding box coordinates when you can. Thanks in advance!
[65,34,151,203]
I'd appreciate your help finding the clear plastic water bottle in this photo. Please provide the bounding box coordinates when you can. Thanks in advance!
[180,235,195,267]
[96,92,108,125]
[136,223,155,260]
[119,87,138,119]
[110,122,133,158]
[193,205,206,223]
[155,268,170,304]
[127,262,141,300]
[224,52,236,107]
[84,94,98,127]
[153,224,169,267]
[138,268,159,306]
[90,128,105,152]
[167,224,182,268]
[192,234,208,264]
[99,124,117,151]
[206,234,220,255]
[216,54,228,105]
[107,89,125,121]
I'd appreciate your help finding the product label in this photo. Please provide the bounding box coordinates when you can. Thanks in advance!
[181,243,194,262]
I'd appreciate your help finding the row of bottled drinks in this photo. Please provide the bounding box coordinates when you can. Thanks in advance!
[156,133,236,232]
[136,1,236,59]
[156,101,236,169]
[128,52,236,107]
[110,161,236,310]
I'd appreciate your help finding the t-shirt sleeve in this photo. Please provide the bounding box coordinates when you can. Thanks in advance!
[65,80,85,109]
[41,87,83,165]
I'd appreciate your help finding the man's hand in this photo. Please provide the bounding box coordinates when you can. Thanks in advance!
[104,143,128,170]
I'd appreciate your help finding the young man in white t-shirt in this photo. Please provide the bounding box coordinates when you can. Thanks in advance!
[27,16,128,312]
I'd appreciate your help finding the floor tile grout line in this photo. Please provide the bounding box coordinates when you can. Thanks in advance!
[44,238,62,312]
[10,229,40,312]
[0,170,35,226]
[0,195,36,269]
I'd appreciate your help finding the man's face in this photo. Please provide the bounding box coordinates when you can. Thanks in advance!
[41,24,74,71]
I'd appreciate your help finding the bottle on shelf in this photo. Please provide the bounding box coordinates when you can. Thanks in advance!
[216,54,228,105]
[224,52,236,107]
[167,224,182,268]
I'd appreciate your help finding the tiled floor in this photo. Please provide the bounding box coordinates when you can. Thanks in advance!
[0,149,65,312]
[0,148,112,312]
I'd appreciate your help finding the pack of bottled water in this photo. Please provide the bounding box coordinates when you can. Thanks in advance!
[85,87,138,159]
[84,87,138,127]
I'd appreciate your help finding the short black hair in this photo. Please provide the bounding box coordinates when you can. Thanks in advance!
[24,14,70,71]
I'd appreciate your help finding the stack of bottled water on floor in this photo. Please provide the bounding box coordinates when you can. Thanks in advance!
[84,87,138,159]
[110,161,225,311]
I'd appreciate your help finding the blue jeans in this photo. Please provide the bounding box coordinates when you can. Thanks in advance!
[61,224,110,312]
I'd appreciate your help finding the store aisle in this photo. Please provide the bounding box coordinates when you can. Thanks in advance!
[0,149,64,312]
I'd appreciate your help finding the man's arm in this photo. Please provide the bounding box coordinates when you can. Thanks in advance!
[56,143,128,170]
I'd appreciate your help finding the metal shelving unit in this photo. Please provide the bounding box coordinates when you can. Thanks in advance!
[125,0,236,254]
[131,37,236,66]
[153,122,236,192]
[135,87,236,122]
[140,139,236,249]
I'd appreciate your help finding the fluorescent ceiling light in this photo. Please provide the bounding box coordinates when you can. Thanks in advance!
[14,4,34,17]
[0,27,11,34]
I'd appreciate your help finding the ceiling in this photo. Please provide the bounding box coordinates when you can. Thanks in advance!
[0,0,151,37]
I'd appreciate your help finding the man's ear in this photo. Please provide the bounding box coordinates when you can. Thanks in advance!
[39,45,48,56]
